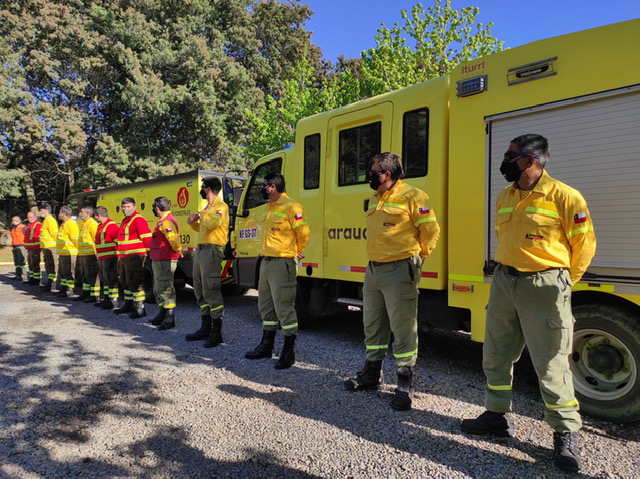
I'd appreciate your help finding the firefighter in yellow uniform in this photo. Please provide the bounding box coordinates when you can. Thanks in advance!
[245,172,310,370]
[75,207,100,303]
[345,152,440,411]
[38,203,59,292]
[461,134,596,473]
[55,205,79,298]
[185,177,229,347]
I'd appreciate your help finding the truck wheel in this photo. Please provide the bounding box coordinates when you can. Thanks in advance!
[571,303,640,423]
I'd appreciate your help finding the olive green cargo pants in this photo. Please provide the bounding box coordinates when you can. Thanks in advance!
[483,263,582,432]
[152,259,178,309]
[258,257,298,336]
[192,245,224,319]
[362,254,422,367]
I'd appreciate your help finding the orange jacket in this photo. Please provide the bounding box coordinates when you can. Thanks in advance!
[11,223,25,246]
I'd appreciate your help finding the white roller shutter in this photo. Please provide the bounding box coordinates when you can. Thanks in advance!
[487,86,640,280]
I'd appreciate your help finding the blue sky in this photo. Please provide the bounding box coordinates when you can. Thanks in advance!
[304,0,640,62]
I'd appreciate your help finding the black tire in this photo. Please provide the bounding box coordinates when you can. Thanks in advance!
[571,303,640,423]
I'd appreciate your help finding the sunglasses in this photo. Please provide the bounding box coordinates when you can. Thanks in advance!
[503,151,539,162]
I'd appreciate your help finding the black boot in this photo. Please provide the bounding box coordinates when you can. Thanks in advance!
[100,297,114,310]
[244,330,276,359]
[345,359,384,391]
[158,308,176,331]
[149,307,166,325]
[204,316,223,347]
[114,300,134,314]
[185,315,212,341]
[274,334,296,369]
[129,301,146,319]
[73,291,91,302]
[460,410,514,437]
[55,286,69,298]
[553,431,581,472]
[41,279,53,292]
[391,366,414,411]
[83,296,97,303]
[29,278,40,286]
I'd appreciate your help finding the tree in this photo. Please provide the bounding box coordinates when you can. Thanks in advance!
[0,0,320,208]
[358,0,503,95]
[244,0,503,160]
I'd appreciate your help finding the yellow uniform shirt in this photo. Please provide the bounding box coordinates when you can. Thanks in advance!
[78,217,98,256]
[366,179,440,262]
[189,195,229,246]
[495,170,596,283]
[259,193,310,258]
[39,215,59,248]
[56,218,79,256]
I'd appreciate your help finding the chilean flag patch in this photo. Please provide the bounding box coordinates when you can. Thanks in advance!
[574,212,587,224]
[215,210,223,216]
[294,213,304,221]
[419,206,430,214]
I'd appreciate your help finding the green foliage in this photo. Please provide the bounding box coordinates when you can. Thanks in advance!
[359,0,503,95]
[1,0,504,203]
[244,0,503,159]
[0,0,319,205]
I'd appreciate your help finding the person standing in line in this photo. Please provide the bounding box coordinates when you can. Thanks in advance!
[185,176,229,348]
[24,211,42,285]
[149,196,182,331]
[244,172,310,370]
[114,197,152,319]
[10,215,27,282]
[54,206,79,298]
[94,207,120,310]
[460,134,596,473]
[74,207,100,303]
[344,152,440,410]
[38,203,59,292]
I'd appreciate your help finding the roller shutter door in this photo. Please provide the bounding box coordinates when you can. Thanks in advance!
[486,87,640,280]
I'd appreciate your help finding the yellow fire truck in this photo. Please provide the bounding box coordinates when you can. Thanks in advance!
[234,19,640,423]
[67,170,246,290]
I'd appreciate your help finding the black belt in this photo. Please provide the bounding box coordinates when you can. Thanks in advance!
[197,244,222,250]
[262,256,290,261]
[500,263,562,276]
[369,257,412,267]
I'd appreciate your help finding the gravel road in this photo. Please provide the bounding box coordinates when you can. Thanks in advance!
[0,271,638,478]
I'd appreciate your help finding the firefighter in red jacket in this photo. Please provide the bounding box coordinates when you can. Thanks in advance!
[114,197,152,319]
[94,206,120,310]
[24,211,42,285]
[148,196,182,331]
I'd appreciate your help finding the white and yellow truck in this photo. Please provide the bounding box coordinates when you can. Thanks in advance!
[67,170,246,289]
[234,19,640,423]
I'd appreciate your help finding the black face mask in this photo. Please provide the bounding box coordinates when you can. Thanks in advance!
[260,185,270,200]
[500,160,524,183]
[367,170,382,191]
[152,207,159,218]
[200,188,207,199]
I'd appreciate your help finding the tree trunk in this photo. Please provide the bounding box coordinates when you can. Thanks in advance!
[22,169,38,212]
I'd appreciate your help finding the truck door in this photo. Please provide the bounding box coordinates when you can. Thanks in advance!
[323,102,393,282]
